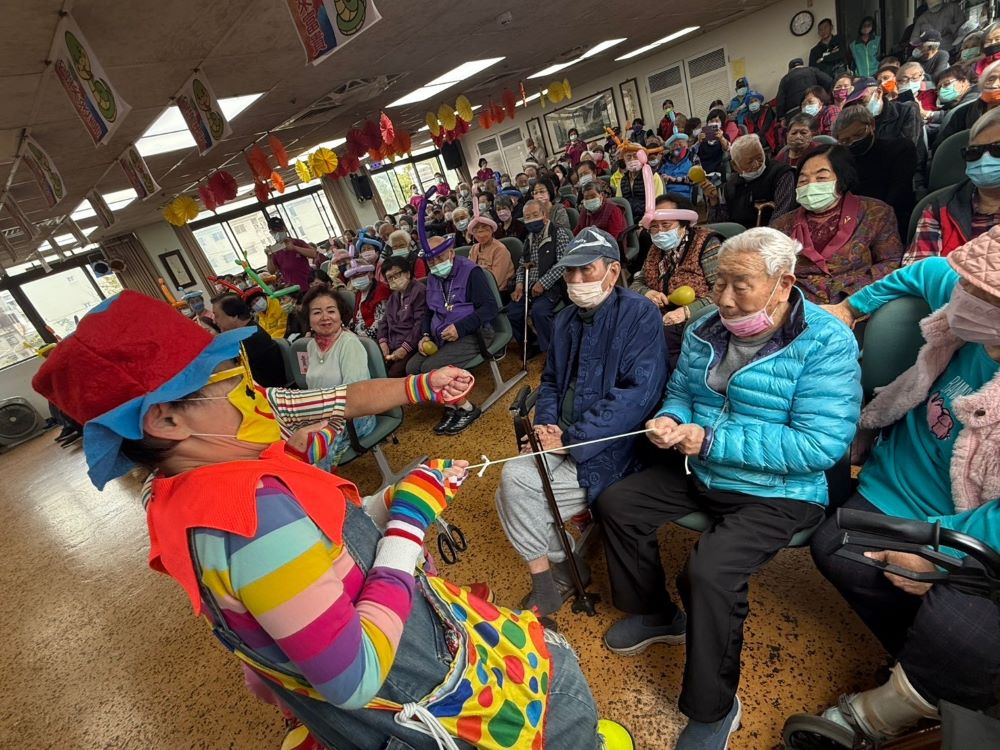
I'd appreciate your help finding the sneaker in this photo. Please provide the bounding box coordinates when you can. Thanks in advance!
[598,719,635,750]
[433,408,457,434]
[674,696,741,750]
[443,405,481,435]
[604,610,687,655]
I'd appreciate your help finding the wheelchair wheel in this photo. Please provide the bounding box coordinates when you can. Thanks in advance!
[782,714,855,749]
[449,525,467,552]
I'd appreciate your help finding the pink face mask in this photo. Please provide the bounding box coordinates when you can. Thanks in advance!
[719,278,782,338]
[945,283,1000,345]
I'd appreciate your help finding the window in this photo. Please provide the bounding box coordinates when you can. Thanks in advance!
[369,152,458,214]
[21,267,104,339]
[193,224,242,276]
[86,266,124,299]
[228,213,272,270]
[279,193,339,243]
[0,291,44,369]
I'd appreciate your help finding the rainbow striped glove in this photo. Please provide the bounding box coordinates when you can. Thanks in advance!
[404,371,474,406]
[373,465,450,575]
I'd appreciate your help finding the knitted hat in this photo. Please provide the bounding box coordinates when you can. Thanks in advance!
[32,291,255,489]
[947,225,1000,297]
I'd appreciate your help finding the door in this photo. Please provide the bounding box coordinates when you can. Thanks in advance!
[499,127,529,178]
[476,135,506,177]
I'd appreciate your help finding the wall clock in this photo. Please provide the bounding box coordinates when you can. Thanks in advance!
[790,10,814,36]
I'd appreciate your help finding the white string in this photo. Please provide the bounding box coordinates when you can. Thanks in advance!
[467,427,656,476]
[394,703,461,750]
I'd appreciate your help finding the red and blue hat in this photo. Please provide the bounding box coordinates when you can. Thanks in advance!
[32,291,255,489]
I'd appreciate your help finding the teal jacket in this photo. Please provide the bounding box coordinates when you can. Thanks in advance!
[658,289,861,503]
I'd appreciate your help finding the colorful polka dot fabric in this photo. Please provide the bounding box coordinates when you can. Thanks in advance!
[370,575,552,749]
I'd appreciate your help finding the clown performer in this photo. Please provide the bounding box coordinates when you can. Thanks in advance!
[33,291,634,750]
[266,215,319,293]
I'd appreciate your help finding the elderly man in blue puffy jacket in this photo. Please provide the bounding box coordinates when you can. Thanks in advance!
[596,227,862,750]
[496,228,668,617]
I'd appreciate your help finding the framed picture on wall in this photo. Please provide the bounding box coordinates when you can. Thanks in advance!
[619,78,643,125]
[159,249,195,290]
[543,88,618,152]
[526,117,546,156]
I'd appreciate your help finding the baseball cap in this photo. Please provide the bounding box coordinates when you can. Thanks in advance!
[556,228,621,268]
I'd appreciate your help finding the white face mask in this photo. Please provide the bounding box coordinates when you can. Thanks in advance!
[740,162,767,181]
[566,266,613,309]
[945,284,1000,344]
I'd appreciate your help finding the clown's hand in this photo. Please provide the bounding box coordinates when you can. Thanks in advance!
[385,462,466,539]
[423,458,470,500]
[283,421,341,465]
[405,368,475,406]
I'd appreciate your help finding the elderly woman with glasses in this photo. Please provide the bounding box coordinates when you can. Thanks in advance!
[597,227,861,750]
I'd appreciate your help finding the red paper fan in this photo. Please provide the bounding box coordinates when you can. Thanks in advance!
[396,130,412,153]
[198,185,218,212]
[208,170,238,202]
[362,119,381,149]
[247,145,272,182]
[503,89,517,119]
[270,170,285,193]
[268,134,289,170]
[379,112,395,146]
[478,111,492,130]
[254,180,270,203]
[490,102,505,124]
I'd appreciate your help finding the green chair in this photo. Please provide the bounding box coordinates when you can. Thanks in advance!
[906,185,954,245]
[565,206,580,230]
[928,129,970,192]
[812,134,838,145]
[499,236,523,268]
[290,336,425,489]
[860,296,930,401]
[609,197,640,262]
[272,338,300,388]
[558,185,577,204]
[453,271,527,412]
[706,222,746,239]
[454,244,472,258]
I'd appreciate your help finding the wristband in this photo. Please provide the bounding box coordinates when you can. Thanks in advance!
[404,372,436,403]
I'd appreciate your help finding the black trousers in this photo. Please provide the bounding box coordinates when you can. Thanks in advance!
[595,457,824,723]
[811,493,1000,709]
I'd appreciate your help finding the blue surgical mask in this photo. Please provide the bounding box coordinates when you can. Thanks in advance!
[583,198,602,212]
[737,86,748,96]
[351,276,371,291]
[937,83,960,104]
[961,47,981,61]
[966,153,1000,188]
[902,80,921,95]
[867,97,883,117]
[651,229,682,251]
[430,260,453,277]
[524,219,545,233]
[749,101,761,112]
[802,103,821,116]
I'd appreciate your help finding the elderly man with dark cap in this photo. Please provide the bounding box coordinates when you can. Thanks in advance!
[495,227,668,616]
[776,57,833,120]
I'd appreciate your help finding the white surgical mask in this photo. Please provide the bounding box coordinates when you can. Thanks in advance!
[802,103,821,116]
[740,162,767,181]
[582,197,602,212]
[945,284,1000,345]
[579,174,594,187]
[567,267,613,309]
[455,219,469,230]
[351,277,371,291]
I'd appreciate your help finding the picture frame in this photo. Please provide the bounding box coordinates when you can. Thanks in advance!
[543,88,618,152]
[618,78,643,126]
[159,249,195,290]
[526,117,546,156]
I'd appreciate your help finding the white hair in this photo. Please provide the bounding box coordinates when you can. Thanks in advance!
[718,227,800,276]
[729,133,764,164]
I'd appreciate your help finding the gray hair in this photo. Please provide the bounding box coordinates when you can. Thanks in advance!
[832,105,875,137]
[522,199,544,215]
[729,134,764,164]
[983,21,1000,44]
[388,229,410,247]
[897,61,925,78]
[971,104,1000,140]
[718,227,800,276]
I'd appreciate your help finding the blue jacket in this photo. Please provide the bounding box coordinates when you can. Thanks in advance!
[536,287,668,503]
[659,289,861,504]
[658,152,696,200]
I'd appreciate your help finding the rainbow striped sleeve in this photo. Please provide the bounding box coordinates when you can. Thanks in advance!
[267,386,349,434]
[196,478,415,709]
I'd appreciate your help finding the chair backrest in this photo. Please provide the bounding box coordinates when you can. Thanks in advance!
[273,338,299,388]
[355,336,402,420]
[609,197,640,261]
[860,296,930,401]
[565,206,580,229]
[499,236,523,268]
[454,244,472,258]
[928,129,970,192]
[289,337,309,389]
[705,222,746,239]
[812,134,838,145]
[906,185,953,245]
[336,287,356,316]
[480,266,512,344]
[558,184,576,200]
[610,196,635,228]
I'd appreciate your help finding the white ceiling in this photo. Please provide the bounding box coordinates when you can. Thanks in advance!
[0,0,776,266]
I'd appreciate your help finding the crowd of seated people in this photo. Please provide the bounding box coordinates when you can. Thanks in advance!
[170,11,1000,744]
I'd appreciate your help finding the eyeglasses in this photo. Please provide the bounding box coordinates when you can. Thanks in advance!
[384,272,405,282]
[961,142,1000,162]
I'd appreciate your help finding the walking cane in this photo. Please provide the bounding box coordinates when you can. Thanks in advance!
[521,262,534,370]
[513,394,599,616]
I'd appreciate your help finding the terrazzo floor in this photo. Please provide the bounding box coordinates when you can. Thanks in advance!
[0,354,884,749]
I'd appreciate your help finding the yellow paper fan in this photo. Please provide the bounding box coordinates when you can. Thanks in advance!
[437,103,457,131]
[455,95,474,123]
[562,78,572,100]
[310,147,338,177]
[295,159,314,183]
[548,81,564,103]
[425,111,441,136]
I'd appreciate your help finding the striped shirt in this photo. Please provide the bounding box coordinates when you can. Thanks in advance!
[193,478,414,709]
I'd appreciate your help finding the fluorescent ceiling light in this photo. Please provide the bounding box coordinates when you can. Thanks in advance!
[101,188,138,211]
[518,91,546,107]
[615,27,698,61]
[71,201,96,221]
[529,39,626,79]
[387,58,504,108]
[136,93,264,157]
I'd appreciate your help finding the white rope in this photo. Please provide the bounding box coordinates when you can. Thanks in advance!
[468,427,655,477]
[393,703,461,750]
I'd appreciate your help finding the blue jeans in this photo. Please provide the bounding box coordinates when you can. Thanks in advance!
[265,503,600,750]
[507,294,558,352]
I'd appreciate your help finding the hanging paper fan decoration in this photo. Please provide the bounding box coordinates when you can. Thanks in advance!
[455,95,474,123]
[454,118,470,136]
[362,119,381,149]
[345,155,360,173]
[392,129,412,154]
[478,111,492,130]
[437,103,457,132]
[490,101,505,124]
[270,170,286,194]
[254,180,270,204]
[295,159,314,183]
[198,185,218,212]
[310,147,338,176]
[346,127,366,154]
[548,81,565,103]
[379,111,395,146]
[163,195,200,226]
[562,78,572,100]
[425,111,441,136]
[503,89,517,119]
[520,81,528,108]
[268,133,289,169]
[208,170,238,202]
[539,90,547,109]
[247,144,272,181]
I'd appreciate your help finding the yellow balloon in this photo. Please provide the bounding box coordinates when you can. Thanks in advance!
[437,103,457,131]
[425,111,441,136]
[455,95,473,123]
[562,78,572,100]
[668,285,697,306]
